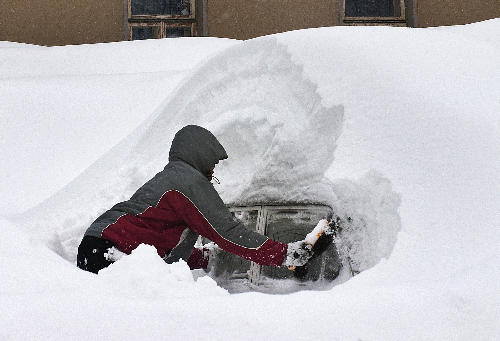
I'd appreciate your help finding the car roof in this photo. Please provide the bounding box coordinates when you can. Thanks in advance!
[227,199,332,209]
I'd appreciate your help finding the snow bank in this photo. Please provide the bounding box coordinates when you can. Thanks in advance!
[2,19,499,340]
[277,21,500,279]
[97,244,227,299]
[0,41,41,48]
[0,218,87,296]
[15,37,400,276]
[0,37,239,214]
[141,37,401,272]
[0,217,225,306]
[332,171,401,273]
[0,37,239,78]
[139,37,345,206]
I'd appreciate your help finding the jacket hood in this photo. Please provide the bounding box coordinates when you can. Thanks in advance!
[168,125,228,176]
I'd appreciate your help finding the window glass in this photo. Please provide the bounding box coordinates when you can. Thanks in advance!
[165,26,191,38]
[210,209,259,278]
[131,0,190,16]
[231,209,259,229]
[209,205,342,285]
[262,207,341,281]
[265,208,330,243]
[131,26,155,40]
[345,0,396,17]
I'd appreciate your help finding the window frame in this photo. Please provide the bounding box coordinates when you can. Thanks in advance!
[228,203,335,285]
[128,21,196,40]
[341,0,407,26]
[128,0,195,20]
[128,22,161,40]
[127,0,197,40]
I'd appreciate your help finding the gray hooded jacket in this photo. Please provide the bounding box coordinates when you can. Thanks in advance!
[84,125,287,267]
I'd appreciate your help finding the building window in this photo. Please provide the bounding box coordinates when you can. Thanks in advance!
[131,0,191,16]
[130,23,161,40]
[165,25,193,38]
[128,0,196,40]
[342,0,406,26]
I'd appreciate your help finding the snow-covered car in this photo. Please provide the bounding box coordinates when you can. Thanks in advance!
[207,201,345,289]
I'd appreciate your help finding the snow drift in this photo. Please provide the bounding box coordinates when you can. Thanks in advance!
[139,38,345,206]
[0,37,239,214]
[2,19,499,340]
[15,37,401,278]
[97,244,228,299]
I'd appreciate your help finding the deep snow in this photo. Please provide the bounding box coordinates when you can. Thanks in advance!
[1,19,499,340]
[0,37,239,214]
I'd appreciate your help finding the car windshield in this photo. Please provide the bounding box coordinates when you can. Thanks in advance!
[207,204,344,292]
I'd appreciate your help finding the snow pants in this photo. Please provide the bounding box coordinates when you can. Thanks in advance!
[77,235,116,274]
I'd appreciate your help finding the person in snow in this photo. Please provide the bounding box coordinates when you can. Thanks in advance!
[77,125,317,274]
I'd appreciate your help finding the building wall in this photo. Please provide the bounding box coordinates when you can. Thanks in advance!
[207,0,339,40]
[207,0,500,39]
[0,0,124,46]
[0,1,499,45]
[417,0,500,27]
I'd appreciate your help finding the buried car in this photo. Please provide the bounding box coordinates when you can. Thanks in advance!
[205,200,357,291]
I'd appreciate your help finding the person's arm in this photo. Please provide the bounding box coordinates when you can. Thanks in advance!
[166,182,288,267]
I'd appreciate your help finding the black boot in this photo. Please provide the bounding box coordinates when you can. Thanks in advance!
[76,235,116,274]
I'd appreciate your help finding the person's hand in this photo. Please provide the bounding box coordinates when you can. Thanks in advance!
[283,240,314,268]
[283,218,337,270]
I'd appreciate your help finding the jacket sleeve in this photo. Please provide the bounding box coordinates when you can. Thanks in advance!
[165,182,287,267]
[163,228,199,264]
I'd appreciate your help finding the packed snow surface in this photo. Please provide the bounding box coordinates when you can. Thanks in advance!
[1,19,499,340]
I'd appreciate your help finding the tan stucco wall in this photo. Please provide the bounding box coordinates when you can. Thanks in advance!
[0,0,124,46]
[207,0,339,40]
[1,1,498,45]
[417,0,500,27]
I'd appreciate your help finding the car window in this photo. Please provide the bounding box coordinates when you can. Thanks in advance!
[261,206,339,281]
[209,208,259,279]
[265,207,331,243]
[208,204,343,285]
